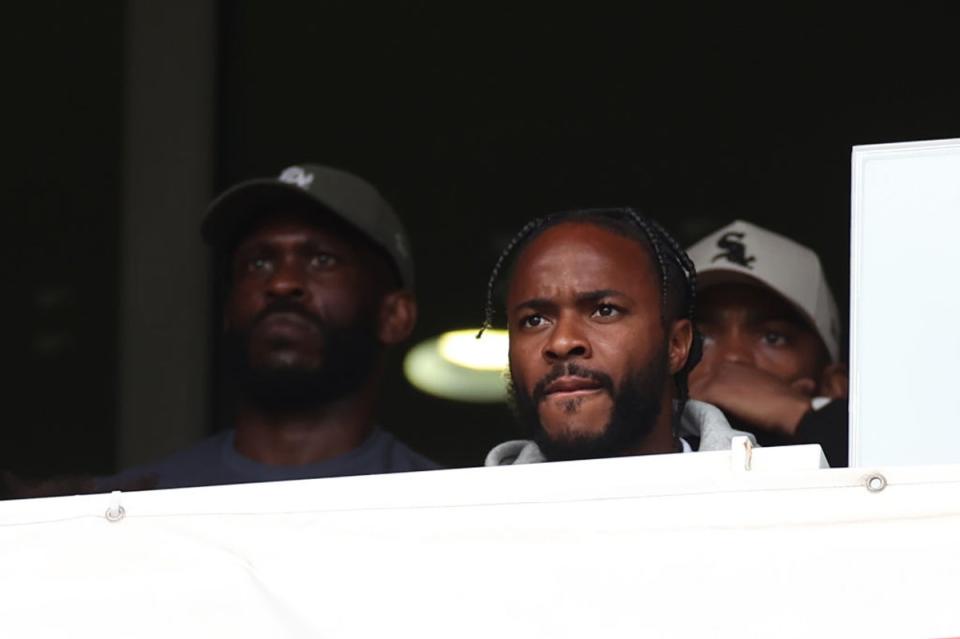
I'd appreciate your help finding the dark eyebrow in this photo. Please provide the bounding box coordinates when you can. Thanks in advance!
[511,297,555,315]
[511,289,630,315]
[575,289,628,304]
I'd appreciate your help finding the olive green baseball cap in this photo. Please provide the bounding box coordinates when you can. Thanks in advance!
[201,164,414,288]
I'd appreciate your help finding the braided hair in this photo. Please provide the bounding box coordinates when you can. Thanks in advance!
[477,207,702,412]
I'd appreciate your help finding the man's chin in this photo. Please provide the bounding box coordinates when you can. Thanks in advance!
[537,393,613,436]
[239,366,338,410]
[533,430,617,462]
[249,350,323,372]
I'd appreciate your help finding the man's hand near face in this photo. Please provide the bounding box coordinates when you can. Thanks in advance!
[689,361,816,437]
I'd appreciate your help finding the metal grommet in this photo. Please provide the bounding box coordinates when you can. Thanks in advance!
[105,505,126,522]
[865,473,887,493]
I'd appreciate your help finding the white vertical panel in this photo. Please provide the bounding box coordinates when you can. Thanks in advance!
[851,138,960,466]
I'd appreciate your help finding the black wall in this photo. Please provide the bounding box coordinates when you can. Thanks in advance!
[2,2,124,476]
[216,3,959,466]
[2,3,957,475]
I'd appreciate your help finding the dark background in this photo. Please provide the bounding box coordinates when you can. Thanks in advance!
[3,2,124,477]
[2,2,957,476]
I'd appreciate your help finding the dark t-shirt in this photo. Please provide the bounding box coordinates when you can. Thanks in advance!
[101,428,440,491]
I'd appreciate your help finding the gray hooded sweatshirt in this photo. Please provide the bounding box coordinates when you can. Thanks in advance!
[485,399,755,466]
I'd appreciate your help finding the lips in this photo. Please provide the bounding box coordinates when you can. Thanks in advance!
[259,311,315,328]
[255,311,320,341]
[543,376,604,396]
[531,364,614,404]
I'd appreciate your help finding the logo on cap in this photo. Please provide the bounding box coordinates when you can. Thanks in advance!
[278,166,314,189]
[712,231,756,269]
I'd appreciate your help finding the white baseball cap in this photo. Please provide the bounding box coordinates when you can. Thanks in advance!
[686,220,841,362]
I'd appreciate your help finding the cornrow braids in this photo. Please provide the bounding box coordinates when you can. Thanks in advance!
[617,210,700,340]
[476,215,548,338]
[477,207,702,415]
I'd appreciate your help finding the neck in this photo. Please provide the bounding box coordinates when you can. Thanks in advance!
[232,383,379,466]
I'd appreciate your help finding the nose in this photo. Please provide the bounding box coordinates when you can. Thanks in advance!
[265,258,307,301]
[543,315,591,362]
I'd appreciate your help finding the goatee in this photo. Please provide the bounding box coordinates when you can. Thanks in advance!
[508,345,669,461]
[223,301,382,411]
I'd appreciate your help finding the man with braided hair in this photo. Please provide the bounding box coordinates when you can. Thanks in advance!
[482,208,754,465]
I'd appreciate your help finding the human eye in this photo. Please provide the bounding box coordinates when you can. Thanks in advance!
[762,331,788,347]
[243,255,272,273]
[591,303,622,320]
[520,313,547,329]
[308,252,338,269]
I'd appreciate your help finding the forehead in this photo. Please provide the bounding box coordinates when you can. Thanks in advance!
[233,209,352,249]
[507,222,658,302]
[697,282,810,327]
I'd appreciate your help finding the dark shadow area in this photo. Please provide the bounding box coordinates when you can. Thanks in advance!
[1,1,124,477]
[215,3,958,466]
[1,2,958,479]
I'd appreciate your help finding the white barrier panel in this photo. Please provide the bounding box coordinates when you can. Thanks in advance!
[1,448,959,638]
[851,138,960,466]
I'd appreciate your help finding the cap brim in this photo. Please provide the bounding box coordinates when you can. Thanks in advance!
[696,267,768,292]
[201,179,338,247]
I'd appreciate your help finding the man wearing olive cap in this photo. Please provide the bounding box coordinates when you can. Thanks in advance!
[107,165,437,489]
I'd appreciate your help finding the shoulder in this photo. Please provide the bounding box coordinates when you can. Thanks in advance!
[372,430,442,472]
[680,400,757,452]
[99,432,231,491]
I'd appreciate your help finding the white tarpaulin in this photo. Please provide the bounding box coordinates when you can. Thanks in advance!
[1,445,959,638]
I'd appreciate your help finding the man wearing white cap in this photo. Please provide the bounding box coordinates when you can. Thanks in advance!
[685,221,848,466]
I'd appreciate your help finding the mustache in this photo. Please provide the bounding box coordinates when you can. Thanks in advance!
[250,299,325,332]
[531,362,615,403]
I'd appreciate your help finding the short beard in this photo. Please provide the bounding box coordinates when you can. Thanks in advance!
[508,346,669,462]
[223,303,382,412]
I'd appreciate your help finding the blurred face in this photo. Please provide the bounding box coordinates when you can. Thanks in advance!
[692,283,827,385]
[506,222,690,460]
[223,210,386,407]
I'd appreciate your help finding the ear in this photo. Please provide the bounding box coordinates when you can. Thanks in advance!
[377,290,417,345]
[667,318,694,375]
[818,362,849,399]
